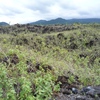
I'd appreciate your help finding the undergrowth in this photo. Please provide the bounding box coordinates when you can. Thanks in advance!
[0,24,100,100]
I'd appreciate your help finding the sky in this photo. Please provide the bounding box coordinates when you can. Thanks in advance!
[0,0,100,24]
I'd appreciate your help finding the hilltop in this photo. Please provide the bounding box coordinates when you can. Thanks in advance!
[0,23,100,100]
[0,22,9,26]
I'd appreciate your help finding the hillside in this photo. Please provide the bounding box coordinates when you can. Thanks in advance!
[0,22,9,26]
[0,23,100,100]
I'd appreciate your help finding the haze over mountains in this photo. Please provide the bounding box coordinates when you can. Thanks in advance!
[0,22,9,26]
[0,18,100,26]
[30,18,100,25]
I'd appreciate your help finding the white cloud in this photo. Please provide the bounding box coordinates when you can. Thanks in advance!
[0,0,100,24]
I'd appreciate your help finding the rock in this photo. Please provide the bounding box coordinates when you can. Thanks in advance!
[53,74,100,100]
[93,85,100,97]
[54,93,70,100]
[3,56,9,65]
[60,88,71,95]
[80,85,100,98]
[56,76,69,84]
[72,88,78,94]
[76,95,87,100]
[86,85,100,98]
[11,54,19,64]
[81,86,93,93]
[52,85,100,100]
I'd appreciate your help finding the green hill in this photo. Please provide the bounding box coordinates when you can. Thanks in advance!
[0,22,9,26]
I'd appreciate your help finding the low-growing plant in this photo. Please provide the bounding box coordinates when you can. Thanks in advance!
[34,70,60,100]
[0,24,100,100]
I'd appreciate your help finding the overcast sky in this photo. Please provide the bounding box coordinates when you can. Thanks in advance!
[0,0,100,24]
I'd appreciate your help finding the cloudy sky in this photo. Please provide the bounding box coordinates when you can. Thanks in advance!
[0,0,100,24]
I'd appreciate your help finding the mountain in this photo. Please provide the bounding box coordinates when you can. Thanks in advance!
[30,20,47,25]
[0,22,9,26]
[44,18,67,24]
[29,18,100,25]
[1,18,100,26]
[67,18,100,24]
[30,18,67,25]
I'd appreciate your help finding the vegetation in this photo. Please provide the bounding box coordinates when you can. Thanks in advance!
[0,23,100,100]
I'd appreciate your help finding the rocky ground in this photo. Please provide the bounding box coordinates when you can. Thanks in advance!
[51,75,100,100]
[53,84,100,100]
[0,24,81,34]
[1,54,100,100]
[0,24,100,100]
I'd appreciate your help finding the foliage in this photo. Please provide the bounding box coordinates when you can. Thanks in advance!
[0,23,100,99]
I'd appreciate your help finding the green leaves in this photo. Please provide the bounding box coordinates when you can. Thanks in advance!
[0,64,16,100]
[34,71,60,100]
[0,24,100,100]
[19,77,33,100]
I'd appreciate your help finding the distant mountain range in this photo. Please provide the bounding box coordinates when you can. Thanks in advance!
[0,22,9,26]
[29,18,100,25]
[1,18,100,26]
